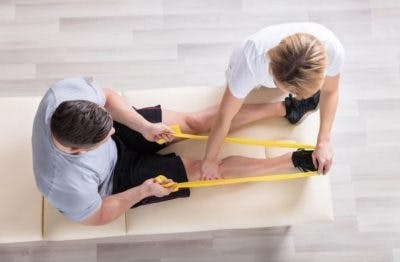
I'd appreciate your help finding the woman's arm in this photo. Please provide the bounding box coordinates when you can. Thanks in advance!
[313,74,340,174]
[201,87,244,180]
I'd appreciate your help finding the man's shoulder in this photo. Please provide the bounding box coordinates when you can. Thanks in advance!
[50,77,93,96]
[45,168,102,222]
[50,76,105,107]
[33,76,105,131]
[36,157,99,195]
[35,77,90,119]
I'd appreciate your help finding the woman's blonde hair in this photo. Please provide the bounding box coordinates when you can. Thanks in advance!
[267,33,327,98]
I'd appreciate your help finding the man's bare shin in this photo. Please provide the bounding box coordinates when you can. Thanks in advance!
[220,153,293,178]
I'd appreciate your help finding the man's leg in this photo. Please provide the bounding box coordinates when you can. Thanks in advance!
[162,89,321,135]
[180,157,201,181]
[219,154,293,178]
[180,149,316,181]
[181,154,292,181]
[284,91,320,124]
[162,101,286,135]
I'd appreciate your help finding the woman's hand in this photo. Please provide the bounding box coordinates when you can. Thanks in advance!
[200,159,222,180]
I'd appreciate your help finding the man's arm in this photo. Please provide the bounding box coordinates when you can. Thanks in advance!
[313,74,340,174]
[82,178,172,226]
[102,88,173,142]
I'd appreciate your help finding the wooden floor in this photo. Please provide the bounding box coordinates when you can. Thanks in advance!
[1,0,400,261]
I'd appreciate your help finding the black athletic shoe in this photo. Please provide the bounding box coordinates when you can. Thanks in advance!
[284,91,320,124]
[292,149,317,172]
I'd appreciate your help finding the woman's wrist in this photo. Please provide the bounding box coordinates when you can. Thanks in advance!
[203,154,218,163]
[317,136,330,146]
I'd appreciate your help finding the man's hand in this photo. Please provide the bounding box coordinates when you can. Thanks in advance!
[82,177,174,226]
[200,159,222,180]
[312,141,333,175]
[142,178,174,198]
[142,123,174,143]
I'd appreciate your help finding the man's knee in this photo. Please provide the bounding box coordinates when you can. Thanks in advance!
[184,114,207,134]
[180,157,201,181]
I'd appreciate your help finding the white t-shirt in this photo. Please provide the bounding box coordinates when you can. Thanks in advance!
[226,22,345,98]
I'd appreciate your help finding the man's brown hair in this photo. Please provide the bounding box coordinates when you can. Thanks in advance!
[50,100,113,148]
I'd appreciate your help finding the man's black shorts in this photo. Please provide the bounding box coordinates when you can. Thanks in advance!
[111,105,190,208]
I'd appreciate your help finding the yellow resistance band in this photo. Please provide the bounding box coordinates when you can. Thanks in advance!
[155,171,317,192]
[157,125,316,149]
[154,125,318,191]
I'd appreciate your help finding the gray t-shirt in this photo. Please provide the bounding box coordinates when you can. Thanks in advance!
[32,77,118,222]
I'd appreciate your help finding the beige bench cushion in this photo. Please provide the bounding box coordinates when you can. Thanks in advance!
[122,87,333,235]
[0,97,43,243]
[43,201,126,241]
